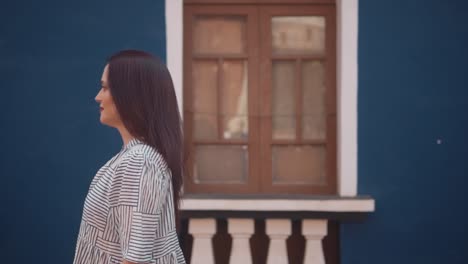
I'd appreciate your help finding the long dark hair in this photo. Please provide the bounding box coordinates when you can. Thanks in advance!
[106,50,183,228]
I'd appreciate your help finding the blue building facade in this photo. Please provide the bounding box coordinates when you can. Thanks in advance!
[1,0,467,263]
[343,1,468,263]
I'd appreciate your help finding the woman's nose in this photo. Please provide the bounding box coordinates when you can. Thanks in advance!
[95,91,102,103]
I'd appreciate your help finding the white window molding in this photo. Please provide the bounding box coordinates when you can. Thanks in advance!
[181,197,374,212]
[336,0,358,196]
[165,0,184,114]
[165,0,359,196]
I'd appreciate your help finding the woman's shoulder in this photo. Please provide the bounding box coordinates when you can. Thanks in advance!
[120,142,169,172]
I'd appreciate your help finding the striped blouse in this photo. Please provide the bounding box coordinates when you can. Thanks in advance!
[73,138,186,264]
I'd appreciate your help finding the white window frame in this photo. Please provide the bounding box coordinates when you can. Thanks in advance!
[165,0,359,197]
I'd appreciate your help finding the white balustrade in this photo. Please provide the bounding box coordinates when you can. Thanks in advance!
[186,218,330,264]
[181,197,374,263]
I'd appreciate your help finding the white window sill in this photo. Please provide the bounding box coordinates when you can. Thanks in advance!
[181,195,375,213]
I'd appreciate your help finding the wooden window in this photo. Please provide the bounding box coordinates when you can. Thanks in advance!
[184,1,336,194]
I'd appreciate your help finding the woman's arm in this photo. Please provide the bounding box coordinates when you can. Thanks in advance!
[116,151,169,264]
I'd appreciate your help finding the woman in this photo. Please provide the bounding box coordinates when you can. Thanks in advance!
[73,50,186,264]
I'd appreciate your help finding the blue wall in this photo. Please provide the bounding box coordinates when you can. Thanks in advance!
[342,0,468,263]
[3,0,468,263]
[0,1,166,263]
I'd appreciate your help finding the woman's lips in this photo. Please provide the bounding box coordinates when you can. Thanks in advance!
[100,107,104,111]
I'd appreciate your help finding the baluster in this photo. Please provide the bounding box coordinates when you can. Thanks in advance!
[266,219,292,264]
[302,219,327,264]
[189,218,216,264]
[228,218,254,264]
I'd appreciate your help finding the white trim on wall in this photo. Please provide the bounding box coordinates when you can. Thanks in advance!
[165,0,184,115]
[336,0,358,196]
[182,197,374,212]
[165,0,359,196]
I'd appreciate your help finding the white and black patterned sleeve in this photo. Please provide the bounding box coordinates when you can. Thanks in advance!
[114,150,169,263]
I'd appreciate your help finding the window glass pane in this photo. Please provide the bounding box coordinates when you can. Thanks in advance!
[302,61,326,140]
[222,60,248,140]
[194,16,247,54]
[194,114,217,140]
[272,145,326,185]
[272,16,325,54]
[194,145,248,184]
[272,61,296,140]
[193,61,218,140]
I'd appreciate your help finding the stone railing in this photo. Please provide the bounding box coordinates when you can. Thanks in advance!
[180,196,375,264]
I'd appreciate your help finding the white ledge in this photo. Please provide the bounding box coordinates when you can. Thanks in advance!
[181,197,375,213]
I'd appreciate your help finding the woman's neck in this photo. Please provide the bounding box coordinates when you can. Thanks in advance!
[116,125,134,147]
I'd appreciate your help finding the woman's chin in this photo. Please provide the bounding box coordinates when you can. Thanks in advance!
[99,117,117,128]
[99,116,109,125]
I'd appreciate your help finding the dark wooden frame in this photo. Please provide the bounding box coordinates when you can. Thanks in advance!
[184,1,336,195]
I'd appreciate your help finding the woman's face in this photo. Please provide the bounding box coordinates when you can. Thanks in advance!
[95,65,121,128]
